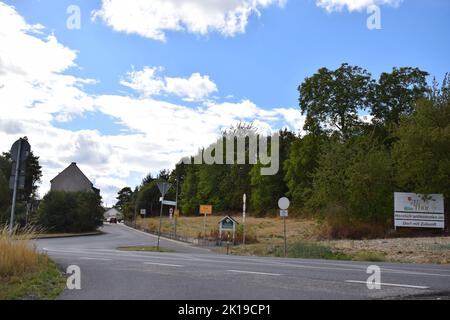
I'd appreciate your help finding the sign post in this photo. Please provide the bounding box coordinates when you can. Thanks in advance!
[156,181,172,251]
[200,205,212,246]
[243,194,246,246]
[9,138,31,235]
[278,197,290,258]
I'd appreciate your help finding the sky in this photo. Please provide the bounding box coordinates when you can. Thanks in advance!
[0,0,449,206]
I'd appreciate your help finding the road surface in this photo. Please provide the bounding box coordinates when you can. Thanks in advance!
[35,224,450,300]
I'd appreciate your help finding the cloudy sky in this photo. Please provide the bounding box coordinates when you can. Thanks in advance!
[0,0,449,205]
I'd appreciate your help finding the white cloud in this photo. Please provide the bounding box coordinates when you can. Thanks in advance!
[121,66,218,101]
[0,2,304,206]
[315,0,402,12]
[165,73,218,102]
[92,0,286,41]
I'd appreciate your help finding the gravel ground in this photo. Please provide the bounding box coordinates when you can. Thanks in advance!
[321,236,450,264]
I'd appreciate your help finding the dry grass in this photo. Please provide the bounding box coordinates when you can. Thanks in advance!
[0,225,65,299]
[0,225,41,277]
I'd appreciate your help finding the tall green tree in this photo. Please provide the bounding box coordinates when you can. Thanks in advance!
[371,67,429,126]
[115,187,133,211]
[299,63,374,140]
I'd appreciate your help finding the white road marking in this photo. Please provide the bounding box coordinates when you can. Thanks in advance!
[345,280,429,289]
[80,257,112,261]
[144,262,183,267]
[227,270,282,276]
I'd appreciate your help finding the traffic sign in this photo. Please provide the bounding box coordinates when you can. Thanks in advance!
[200,205,213,215]
[280,209,288,217]
[156,181,172,197]
[161,199,177,207]
[278,197,290,210]
[169,208,174,215]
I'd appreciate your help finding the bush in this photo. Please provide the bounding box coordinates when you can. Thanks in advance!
[36,191,103,233]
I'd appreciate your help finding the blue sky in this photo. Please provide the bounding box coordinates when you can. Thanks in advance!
[1,0,449,204]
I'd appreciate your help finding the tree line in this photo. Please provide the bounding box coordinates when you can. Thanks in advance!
[115,64,449,237]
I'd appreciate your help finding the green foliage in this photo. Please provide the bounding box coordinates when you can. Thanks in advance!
[393,98,450,201]
[136,181,160,216]
[372,67,429,126]
[299,63,374,139]
[0,172,9,213]
[36,191,103,233]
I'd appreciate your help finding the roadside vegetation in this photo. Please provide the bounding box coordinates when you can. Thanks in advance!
[116,66,449,241]
[0,226,65,300]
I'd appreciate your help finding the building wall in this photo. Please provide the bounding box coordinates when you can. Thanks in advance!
[50,163,93,193]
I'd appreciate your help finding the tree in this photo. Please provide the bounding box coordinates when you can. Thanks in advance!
[115,187,133,211]
[0,172,10,213]
[37,191,103,233]
[136,181,160,216]
[372,67,429,126]
[393,98,450,202]
[251,129,296,214]
[284,133,325,209]
[180,166,199,215]
[299,63,374,140]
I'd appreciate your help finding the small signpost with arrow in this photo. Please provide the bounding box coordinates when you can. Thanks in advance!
[9,138,31,234]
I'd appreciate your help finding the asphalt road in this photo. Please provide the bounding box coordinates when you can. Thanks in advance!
[35,224,450,300]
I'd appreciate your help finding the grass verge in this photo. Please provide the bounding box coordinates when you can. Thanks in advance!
[228,241,386,262]
[0,226,65,300]
[117,246,176,253]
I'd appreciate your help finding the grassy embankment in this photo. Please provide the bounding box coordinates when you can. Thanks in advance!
[136,216,450,264]
[0,226,65,300]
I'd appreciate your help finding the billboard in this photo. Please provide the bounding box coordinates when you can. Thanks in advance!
[394,193,445,229]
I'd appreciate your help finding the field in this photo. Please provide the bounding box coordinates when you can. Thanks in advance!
[136,216,450,264]
[0,227,65,300]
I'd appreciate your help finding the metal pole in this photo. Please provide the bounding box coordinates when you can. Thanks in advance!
[175,178,179,238]
[283,216,287,258]
[243,194,246,246]
[9,138,22,235]
[157,195,164,251]
[203,212,207,246]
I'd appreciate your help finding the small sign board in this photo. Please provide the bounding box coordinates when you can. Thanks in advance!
[280,209,288,218]
[161,200,177,207]
[140,209,146,216]
[200,205,213,215]
[394,193,445,229]
[219,216,238,243]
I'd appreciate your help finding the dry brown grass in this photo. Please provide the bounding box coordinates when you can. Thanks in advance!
[0,225,41,277]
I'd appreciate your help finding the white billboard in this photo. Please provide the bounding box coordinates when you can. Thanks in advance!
[394,193,445,229]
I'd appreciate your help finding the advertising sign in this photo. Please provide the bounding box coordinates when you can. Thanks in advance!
[394,193,445,229]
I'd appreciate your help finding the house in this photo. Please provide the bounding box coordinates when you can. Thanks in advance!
[104,207,123,221]
[50,162,99,194]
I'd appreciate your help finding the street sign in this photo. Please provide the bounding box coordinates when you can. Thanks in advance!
[280,209,288,217]
[10,139,30,163]
[140,209,146,215]
[169,208,174,215]
[161,200,177,207]
[200,205,213,215]
[278,197,290,210]
[156,181,172,197]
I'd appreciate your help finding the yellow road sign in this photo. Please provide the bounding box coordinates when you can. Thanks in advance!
[200,205,213,215]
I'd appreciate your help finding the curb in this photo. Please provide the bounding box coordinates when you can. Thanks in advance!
[33,231,103,240]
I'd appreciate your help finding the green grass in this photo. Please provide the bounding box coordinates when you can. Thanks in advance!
[285,241,351,260]
[229,241,389,262]
[352,250,386,262]
[117,246,176,253]
[0,256,65,300]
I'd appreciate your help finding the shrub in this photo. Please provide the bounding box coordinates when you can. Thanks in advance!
[36,191,103,233]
